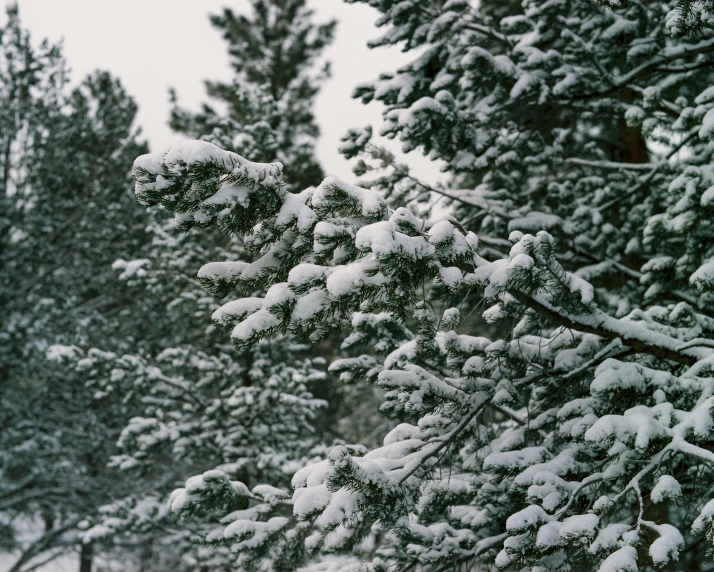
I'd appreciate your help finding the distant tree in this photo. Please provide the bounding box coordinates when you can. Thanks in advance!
[170,0,335,191]
[65,2,340,570]
[0,6,150,571]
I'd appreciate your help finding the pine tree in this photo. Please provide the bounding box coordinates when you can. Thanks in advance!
[66,2,340,568]
[127,0,714,568]
[57,339,328,571]
[0,7,151,571]
[170,0,335,191]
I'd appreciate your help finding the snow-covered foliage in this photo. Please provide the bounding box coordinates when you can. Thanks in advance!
[328,0,714,566]
[54,344,326,479]
[37,2,340,569]
[596,0,714,37]
[125,2,714,567]
[342,0,714,320]
[130,113,714,569]
[0,6,151,569]
[50,340,328,571]
[50,199,335,570]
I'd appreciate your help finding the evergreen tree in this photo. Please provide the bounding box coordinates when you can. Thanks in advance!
[0,7,151,571]
[127,0,714,568]
[170,0,335,191]
[65,2,340,568]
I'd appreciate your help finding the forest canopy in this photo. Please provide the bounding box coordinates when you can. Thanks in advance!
[5,1,714,571]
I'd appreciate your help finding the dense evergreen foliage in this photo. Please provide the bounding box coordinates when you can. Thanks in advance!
[129,0,714,570]
[0,6,150,570]
[7,0,714,570]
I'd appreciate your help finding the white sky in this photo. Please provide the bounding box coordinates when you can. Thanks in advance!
[8,0,443,183]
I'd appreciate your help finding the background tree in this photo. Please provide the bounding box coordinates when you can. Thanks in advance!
[170,0,335,191]
[0,6,151,571]
[64,2,341,569]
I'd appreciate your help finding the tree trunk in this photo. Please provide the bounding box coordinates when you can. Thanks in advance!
[614,117,649,164]
[79,543,92,572]
[138,540,153,572]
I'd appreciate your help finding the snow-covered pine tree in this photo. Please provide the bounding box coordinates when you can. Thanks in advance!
[52,340,328,571]
[131,140,714,571]
[0,7,151,571]
[170,0,335,191]
[128,0,714,566]
[51,211,333,568]
[66,2,341,568]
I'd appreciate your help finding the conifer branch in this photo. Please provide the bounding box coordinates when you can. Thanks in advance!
[507,290,700,365]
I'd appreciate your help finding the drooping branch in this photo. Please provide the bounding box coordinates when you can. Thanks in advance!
[507,289,702,366]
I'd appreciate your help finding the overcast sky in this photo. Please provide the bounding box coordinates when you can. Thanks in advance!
[8,0,442,183]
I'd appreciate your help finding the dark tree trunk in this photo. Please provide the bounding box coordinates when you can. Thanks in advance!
[138,541,153,572]
[79,543,92,572]
[615,118,649,164]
